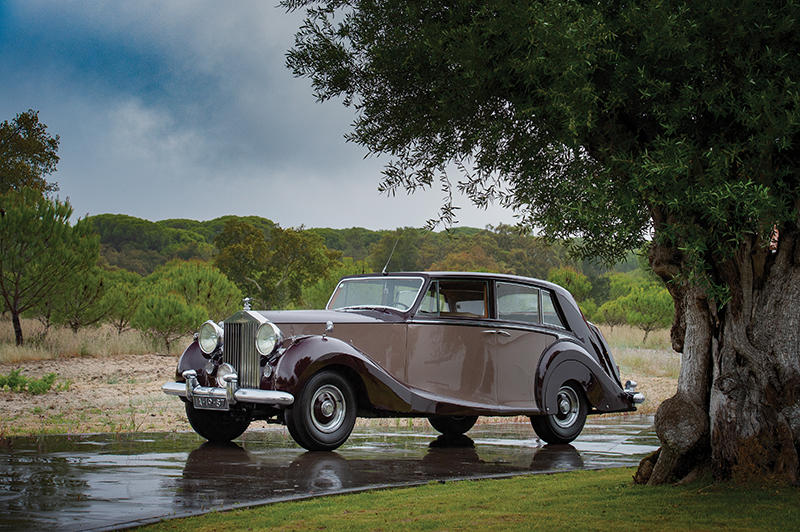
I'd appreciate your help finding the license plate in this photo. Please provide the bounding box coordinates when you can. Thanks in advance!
[193,395,229,411]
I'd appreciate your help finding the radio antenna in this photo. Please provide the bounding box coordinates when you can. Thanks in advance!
[381,232,402,275]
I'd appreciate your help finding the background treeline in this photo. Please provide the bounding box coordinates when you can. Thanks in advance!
[3,201,672,353]
[1,109,671,355]
[86,213,672,340]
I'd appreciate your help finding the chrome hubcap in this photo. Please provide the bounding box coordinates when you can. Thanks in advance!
[554,386,579,429]
[310,384,346,434]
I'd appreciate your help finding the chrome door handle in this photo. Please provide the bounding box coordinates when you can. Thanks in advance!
[482,329,511,337]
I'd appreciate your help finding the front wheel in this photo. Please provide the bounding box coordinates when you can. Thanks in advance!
[530,382,587,444]
[284,370,357,451]
[185,402,250,443]
[428,415,478,436]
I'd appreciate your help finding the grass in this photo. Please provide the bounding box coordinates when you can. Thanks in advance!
[0,317,190,362]
[598,323,671,350]
[598,324,680,379]
[137,467,799,531]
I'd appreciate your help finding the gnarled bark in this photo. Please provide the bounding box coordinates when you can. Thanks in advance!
[637,233,800,485]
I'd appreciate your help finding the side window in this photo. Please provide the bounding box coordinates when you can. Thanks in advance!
[417,282,448,314]
[496,282,540,324]
[418,279,487,318]
[542,290,565,328]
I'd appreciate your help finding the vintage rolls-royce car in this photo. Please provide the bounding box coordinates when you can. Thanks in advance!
[163,272,644,451]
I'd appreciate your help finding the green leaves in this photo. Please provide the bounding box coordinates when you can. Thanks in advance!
[284,0,800,288]
[0,109,60,195]
[102,269,144,335]
[0,369,59,395]
[547,266,592,302]
[147,260,242,321]
[617,286,674,343]
[133,260,242,352]
[214,220,337,309]
[0,188,99,345]
[132,290,207,353]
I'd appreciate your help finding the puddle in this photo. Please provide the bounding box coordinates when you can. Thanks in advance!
[0,415,656,531]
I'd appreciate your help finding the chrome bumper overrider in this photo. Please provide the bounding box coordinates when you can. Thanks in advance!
[624,379,645,404]
[162,370,294,406]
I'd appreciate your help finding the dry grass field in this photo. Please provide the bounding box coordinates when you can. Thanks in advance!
[0,318,678,436]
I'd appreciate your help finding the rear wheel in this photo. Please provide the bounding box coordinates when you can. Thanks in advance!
[428,415,478,436]
[285,370,357,451]
[185,402,250,443]
[530,382,587,444]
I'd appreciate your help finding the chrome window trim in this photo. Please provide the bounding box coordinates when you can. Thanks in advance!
[407,317,567,339]
[541,289,568,330]
[325,275,426,311]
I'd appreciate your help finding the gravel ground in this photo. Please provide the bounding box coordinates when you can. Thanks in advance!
[0,354,674,437]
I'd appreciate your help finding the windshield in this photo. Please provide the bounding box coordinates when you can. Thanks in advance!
[326,277,425,311]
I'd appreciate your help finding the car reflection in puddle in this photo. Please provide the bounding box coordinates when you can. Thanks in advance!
[0,416,657,531]
[177,434,585,508]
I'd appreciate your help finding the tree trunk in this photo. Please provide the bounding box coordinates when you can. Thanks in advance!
[637,234,800,485]
[12,310,23,346]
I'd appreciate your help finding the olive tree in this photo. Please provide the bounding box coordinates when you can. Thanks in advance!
[284,0,800,483]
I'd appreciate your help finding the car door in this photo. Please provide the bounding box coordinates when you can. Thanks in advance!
[492,281,559,408]
[405,278,496,405]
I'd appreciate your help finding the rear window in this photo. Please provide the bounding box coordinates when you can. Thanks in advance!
[542,290,565,328]
[496,282,540,324]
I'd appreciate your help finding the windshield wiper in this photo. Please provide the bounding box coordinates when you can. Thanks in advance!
[338,305,393,313]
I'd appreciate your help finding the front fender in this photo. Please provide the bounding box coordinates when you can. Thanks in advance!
[536,340,634,414]
[175,340,206,381]
[273,336,420,413]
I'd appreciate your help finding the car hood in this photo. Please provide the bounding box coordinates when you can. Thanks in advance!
[254,309,403,326]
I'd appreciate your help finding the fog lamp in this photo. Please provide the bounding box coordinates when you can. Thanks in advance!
[216,363,237,388]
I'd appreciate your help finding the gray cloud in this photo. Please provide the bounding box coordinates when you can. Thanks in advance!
[1,1,516,229]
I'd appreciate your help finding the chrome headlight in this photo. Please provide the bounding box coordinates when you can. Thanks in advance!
[255,322,282,356]
[198,320,223,355]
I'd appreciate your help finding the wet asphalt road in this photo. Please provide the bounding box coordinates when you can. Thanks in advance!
[0,415,657,531]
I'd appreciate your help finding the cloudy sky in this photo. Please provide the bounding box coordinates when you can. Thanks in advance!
[0,1,515,230]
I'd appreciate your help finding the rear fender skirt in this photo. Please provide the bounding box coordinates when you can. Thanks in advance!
[536,340,634,414]
[274,336,542,417]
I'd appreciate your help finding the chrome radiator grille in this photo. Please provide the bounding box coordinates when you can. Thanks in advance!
[223,321,261,389]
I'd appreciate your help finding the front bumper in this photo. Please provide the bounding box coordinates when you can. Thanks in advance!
[162,370,294,407]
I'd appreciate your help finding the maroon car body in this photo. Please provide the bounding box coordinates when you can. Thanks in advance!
[163,272,643,450]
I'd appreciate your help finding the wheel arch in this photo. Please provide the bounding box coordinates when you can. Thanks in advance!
[274,336,417,414]
[536,340,632,414]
